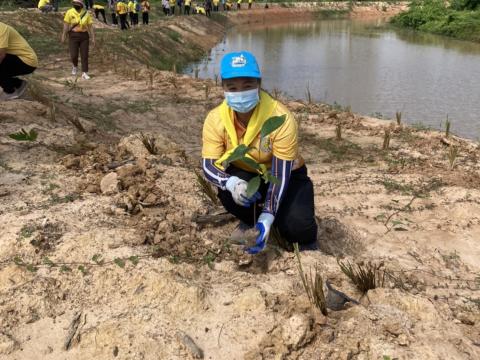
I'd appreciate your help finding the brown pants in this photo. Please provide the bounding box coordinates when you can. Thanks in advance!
[69,31,89,73]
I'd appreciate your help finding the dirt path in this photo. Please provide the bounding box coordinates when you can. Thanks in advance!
[0,5,479,360]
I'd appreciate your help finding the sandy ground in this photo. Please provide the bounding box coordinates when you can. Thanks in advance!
[0,4,479,360]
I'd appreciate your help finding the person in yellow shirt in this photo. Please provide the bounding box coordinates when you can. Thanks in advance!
[116,0,129,30]
[236,0,241,10]
[127,1,135,27]
[38,0,53,13]
[61,0,95,80]
[0,22,38,100]
[93,3,108,23]
[169,0,176,15]
[212,0,219,11]
[201,51,317,254]
[184,0,191,15]
[248,0,252,9]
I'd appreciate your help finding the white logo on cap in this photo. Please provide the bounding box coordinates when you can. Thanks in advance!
[231,55,247,68]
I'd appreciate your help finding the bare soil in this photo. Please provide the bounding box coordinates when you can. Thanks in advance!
[0,5,479,360]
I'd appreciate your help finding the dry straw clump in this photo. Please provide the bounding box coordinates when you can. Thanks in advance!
[294,243,327,315]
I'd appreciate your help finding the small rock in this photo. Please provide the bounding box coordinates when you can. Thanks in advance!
[281,313,311,350]
[117,164,143,179]
[100,173,119,194]
[397,334,410,346]
[142,193,157,205]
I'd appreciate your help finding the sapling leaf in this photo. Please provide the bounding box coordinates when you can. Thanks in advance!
[246,176,261,198]
[260,115,286,138]
[224,144,254,165]
[9,128,38,142]
[241,157,261,171]
[114,258,125,268]
[259,164,268,174]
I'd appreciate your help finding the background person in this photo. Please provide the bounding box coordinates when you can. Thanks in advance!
[201,51,318,254]
[38,0,53,12]
[61,0,95,80]
[141,0,150,24]
[0,22,38,100]
[184,0,191,15]
[93,3,108,23]
[116,0,129,29]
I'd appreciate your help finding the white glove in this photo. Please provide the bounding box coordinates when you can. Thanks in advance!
[226,176,261,207]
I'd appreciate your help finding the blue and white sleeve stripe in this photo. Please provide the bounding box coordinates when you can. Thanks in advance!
[202,158,230,190]
[264,156,293,215]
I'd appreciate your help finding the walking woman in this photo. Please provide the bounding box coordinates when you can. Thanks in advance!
[61,0,95,80]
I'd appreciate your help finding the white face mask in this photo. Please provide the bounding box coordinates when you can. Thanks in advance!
[224,88,260,113]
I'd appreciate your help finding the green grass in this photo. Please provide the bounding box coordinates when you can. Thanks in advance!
[391,0,480,42]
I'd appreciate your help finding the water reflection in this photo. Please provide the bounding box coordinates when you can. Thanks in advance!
[187,19,480,138]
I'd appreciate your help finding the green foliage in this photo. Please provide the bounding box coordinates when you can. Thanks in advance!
[260,115,286,139]
[129,256,139,266]
[9,128,38,142]
[114,258,126,268]
[246,176,261,198]
[92,254,104,265]
[224,144,255,166]
[391,0,480,42]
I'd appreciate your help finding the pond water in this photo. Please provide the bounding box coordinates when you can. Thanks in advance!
[185,19,480,139]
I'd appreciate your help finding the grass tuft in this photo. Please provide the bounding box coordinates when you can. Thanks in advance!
[194,169,219,205]
[338,259,385,294]
[294,243,327,315]
[137,133,158,155]
[383,129,391,150]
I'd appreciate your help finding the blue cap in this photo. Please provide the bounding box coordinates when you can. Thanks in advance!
[220,51,261,80]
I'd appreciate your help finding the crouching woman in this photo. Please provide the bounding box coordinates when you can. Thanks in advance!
[201,51,318,254]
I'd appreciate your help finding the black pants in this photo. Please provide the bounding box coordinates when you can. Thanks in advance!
[85,0,94,9]
[111,12,118,25]
[218,165,318,245]
[69,32,89,72]
[95,9,107,23]
[184,5,190,14]
[0,54,36,94]
[170,6,175,15]
[119,13,128,29]
[142,12,149,24]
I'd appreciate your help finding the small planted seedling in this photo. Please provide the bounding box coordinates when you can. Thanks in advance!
[294,243,327,315]
[223,115,287,197]
[194,67,199,79]
[383,129,391,150]
[9,128,38,142]
[337,259,385,294]
[205,84,210,100]
[445,115,451,138]
[137,133,158,155]
[447,145,458,170]
[335,123,342,141]
[305,82,312,104]
[214,74,218,86]
[50,101,56,123]
[172,63,177,75]
[194,169,219,205]
[395,111,402,126]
